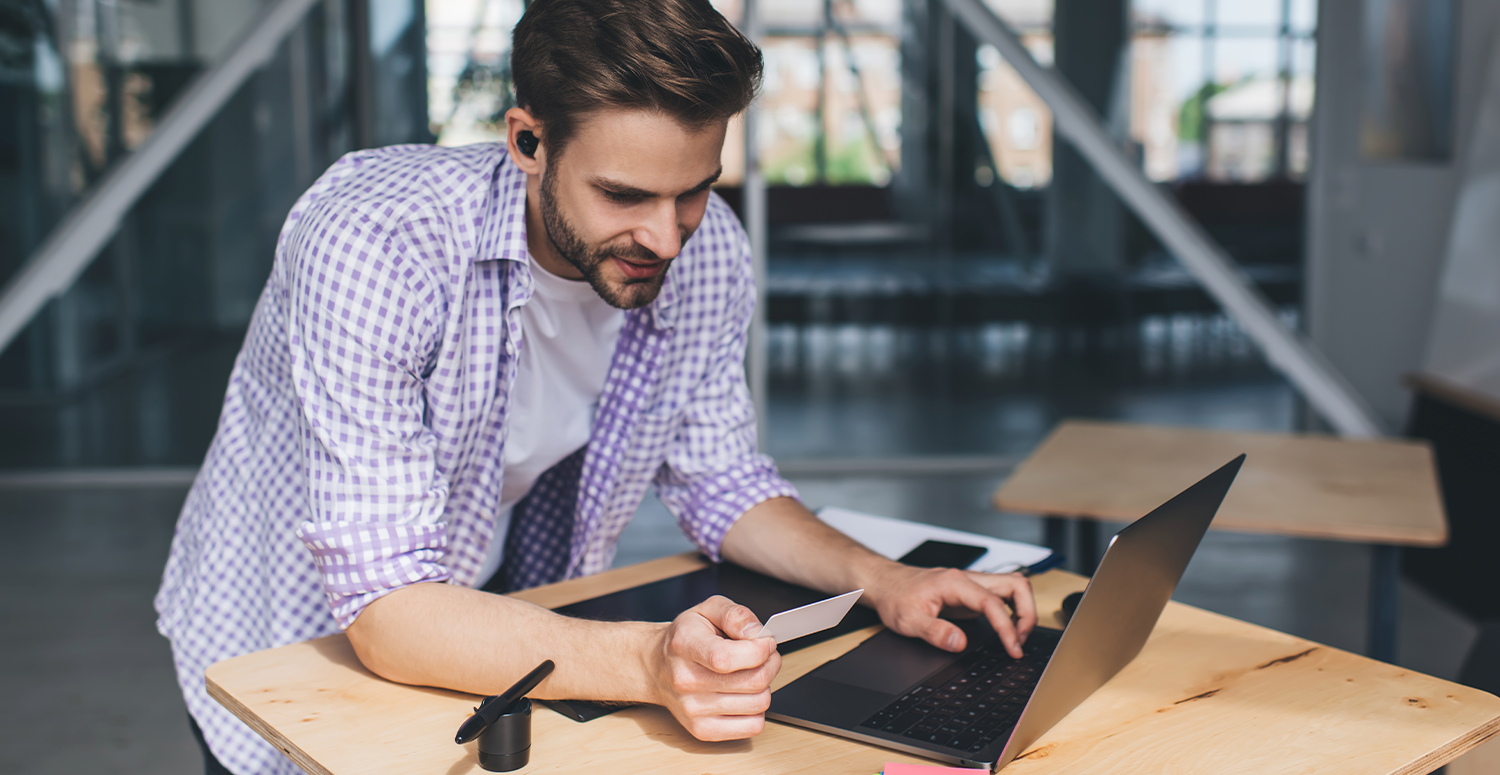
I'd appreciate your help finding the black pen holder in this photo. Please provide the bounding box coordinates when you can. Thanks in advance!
[477,697,532,772]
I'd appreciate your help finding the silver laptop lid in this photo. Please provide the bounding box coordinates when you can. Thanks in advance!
[993,455,1244,770]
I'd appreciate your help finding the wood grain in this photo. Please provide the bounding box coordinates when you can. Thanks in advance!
[992,420,1447,546]
[207,553,1499,774]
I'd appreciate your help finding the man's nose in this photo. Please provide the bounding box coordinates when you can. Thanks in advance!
[632,200,683,260]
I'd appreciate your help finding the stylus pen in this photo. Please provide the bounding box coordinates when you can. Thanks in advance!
[455,660,556,745]
[984,553,1066,576]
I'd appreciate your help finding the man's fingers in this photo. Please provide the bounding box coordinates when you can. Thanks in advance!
[675,622,775,675]
[694,595,765,640]
[671,597,776,675]
[950,580,1022,659]
[932,570,1025,659]
[970,572,1037,642]
[679,688,773,718]
[919,616,970,653]
[690,650,780,695]
[980,597,1024,659]
[659,597,784,743]
[685,713,767,742]
[1001,576,1038,640]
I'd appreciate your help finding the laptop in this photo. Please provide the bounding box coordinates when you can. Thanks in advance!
[767,455,1245,770]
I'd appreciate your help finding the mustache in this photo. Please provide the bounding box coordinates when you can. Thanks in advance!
[610,243,664,263]
[594,229,693,264]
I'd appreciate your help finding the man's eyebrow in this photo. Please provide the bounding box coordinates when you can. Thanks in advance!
[593,167,723,198]
[685,167,723,194]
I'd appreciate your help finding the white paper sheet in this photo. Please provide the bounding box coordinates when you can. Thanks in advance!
[817,507,1053,573]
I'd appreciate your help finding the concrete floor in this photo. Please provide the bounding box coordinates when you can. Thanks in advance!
[0,487,202,775]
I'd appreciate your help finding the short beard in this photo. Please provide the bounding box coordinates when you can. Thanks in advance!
[538,163,672,311]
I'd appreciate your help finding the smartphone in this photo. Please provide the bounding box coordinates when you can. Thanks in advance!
[896,539,988,569]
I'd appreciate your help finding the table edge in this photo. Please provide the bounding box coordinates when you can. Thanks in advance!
[990,494,1449,546]
[1399,713,1500,775]
[206,673,334,775]
[992,418,1448,546]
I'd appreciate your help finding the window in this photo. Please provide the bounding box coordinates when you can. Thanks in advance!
[1132,0,1318,182]
[753,0,901,186]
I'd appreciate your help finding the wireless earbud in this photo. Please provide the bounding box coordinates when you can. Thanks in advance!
[516,131,539,157]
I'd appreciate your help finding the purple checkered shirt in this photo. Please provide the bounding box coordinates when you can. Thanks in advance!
[154,143,797,775]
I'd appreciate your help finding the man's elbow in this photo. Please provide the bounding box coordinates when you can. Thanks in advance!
[344,596,417,685]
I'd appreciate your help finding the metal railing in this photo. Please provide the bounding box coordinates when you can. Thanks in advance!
[0,0,324,358]
[1,0,1384,445]
[940,0,1383,438]
[744,0,771,446]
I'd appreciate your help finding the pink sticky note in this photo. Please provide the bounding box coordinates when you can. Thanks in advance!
[884,763,983,775]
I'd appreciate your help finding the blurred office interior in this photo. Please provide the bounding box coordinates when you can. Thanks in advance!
[2,0,1499,772]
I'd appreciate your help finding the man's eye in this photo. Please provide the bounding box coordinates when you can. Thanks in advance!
[603,190,641,203]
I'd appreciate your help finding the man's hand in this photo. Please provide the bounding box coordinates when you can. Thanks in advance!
[870,565,1037,658]
[650,595,781,741]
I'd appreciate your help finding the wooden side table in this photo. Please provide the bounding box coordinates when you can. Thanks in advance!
[993,419,1447,662]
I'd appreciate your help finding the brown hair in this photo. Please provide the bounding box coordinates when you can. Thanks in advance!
[511,0,762,155]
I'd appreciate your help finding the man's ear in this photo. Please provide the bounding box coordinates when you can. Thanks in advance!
[505,107,545,175]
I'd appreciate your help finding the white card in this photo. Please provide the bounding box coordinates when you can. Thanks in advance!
[754,589,865,644]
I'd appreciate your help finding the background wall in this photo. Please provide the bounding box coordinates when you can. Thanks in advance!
[1305,0,1500,431]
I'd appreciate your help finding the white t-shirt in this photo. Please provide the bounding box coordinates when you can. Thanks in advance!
[475,255,625,585]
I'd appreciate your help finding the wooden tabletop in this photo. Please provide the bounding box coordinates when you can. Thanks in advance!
[992,420,1447,546]
[206,552,1498,774]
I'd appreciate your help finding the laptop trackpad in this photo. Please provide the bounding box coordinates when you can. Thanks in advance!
[813,629,958,695]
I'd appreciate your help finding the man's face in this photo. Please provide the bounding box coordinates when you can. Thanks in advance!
[535,109,728,310]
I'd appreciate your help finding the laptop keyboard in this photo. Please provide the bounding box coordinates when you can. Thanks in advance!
[858,628,1062,754]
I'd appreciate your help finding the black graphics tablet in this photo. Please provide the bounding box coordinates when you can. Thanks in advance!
[545,560,882,721]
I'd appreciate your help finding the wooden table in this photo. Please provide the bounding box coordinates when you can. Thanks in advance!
[992,419,1447,663]
[206,552,1500,775]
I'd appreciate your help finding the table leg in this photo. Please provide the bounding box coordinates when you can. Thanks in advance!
[1078,518,1102,575]
[1044,516,1069,558]
[1042,516,1102,576]
[1369,544,1402,663]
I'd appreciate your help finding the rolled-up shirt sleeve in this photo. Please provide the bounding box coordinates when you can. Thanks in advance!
[282,198,453,628]
[654,236,799,560]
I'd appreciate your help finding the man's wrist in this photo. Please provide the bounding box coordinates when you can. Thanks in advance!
[534,617,668,706]
[633,620,670,707]
[851,554,915,609]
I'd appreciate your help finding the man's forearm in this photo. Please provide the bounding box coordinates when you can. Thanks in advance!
[719,496,903,600]
[721,496,1038,657]
[346,581,662,703]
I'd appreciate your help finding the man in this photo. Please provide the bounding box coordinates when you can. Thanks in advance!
[156,0,1036,772]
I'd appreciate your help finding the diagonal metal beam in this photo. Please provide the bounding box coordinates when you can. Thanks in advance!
[744,0,771,446]
[942,0,1383,438]
[0,0,324,358]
